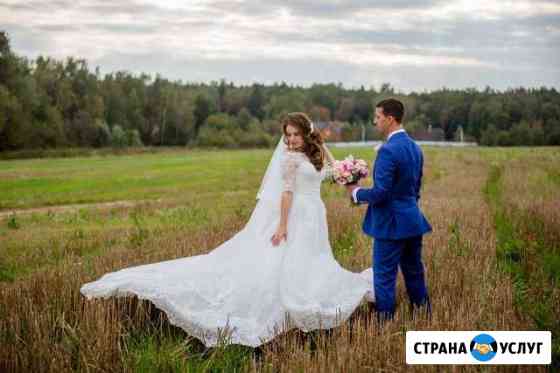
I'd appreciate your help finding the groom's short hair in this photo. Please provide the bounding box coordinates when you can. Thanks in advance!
[376,98,404,123]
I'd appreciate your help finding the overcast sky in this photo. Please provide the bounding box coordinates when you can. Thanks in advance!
[1,0,559,92]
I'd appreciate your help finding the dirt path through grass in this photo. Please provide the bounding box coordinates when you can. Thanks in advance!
[0,199,162,218]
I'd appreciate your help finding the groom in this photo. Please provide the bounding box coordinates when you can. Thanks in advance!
[345,98,432,323]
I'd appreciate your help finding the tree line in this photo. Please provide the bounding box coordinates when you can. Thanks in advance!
[1,31,559,152]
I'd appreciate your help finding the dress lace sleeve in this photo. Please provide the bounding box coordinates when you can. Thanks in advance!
[281,152,302,192]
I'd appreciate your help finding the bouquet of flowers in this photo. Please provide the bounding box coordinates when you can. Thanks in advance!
[331,155,369,185]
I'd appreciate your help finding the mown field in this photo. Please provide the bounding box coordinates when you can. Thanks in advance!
[1,146,558,372]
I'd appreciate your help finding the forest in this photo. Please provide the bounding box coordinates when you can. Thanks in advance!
[1,31,560,152]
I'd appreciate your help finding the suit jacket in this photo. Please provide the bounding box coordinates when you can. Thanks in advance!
[356,131,432,240]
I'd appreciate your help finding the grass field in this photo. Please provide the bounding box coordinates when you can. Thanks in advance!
[1,146,559,372]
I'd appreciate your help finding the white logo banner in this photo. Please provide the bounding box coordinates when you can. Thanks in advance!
[406,331,551,365]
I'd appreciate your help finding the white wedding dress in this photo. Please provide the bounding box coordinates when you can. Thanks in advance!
[81,140,374,347]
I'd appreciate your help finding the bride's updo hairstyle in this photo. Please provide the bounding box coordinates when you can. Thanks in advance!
[281,112,325,172]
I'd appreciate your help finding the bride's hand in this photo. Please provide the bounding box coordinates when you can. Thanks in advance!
[271,225,287,246]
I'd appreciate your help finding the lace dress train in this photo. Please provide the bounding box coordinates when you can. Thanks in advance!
[81,151,374,347]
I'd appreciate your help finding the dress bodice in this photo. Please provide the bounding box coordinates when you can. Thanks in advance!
[281,151,332,196]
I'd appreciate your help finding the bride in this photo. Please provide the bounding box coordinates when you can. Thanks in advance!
[81,112,374,347]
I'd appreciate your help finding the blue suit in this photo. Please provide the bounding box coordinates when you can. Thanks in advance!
[355,131,431,319]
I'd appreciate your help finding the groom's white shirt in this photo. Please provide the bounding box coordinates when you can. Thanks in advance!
[352,128,406,204]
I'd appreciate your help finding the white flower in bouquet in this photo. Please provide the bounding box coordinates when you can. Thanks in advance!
[331,155,369,185]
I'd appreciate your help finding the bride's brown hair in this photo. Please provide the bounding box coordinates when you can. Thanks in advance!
[281,112,325,171]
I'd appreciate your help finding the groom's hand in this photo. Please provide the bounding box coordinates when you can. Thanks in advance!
[345,184,359,194]
[345,183,359,197]
[344,183,360,205]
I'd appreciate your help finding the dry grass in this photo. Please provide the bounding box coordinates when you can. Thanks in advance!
[1,147,557,372]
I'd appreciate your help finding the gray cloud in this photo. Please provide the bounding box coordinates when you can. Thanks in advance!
[2,23,55,56]
[79,1,164,17]
[34,24,80,33]
[90,49,560,92]
[260,12,560,69]
[86,23,158,34]
[1,0,558,91]
[0,0,72,11]
[273,12,560,48]
[207,0,443,18]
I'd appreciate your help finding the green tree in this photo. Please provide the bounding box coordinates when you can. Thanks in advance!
[126,129,143,147]
[94,120,112,147]
[545,119,560,145]
[237,108,253,131]
[111,124,127,148]
[194,94,211,136]
[480,124,498,146]
[248,84,265,120]
[265,91,306,119]
[218,79,227,112]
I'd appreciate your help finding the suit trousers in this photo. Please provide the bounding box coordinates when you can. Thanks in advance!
[373,235,430,320]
